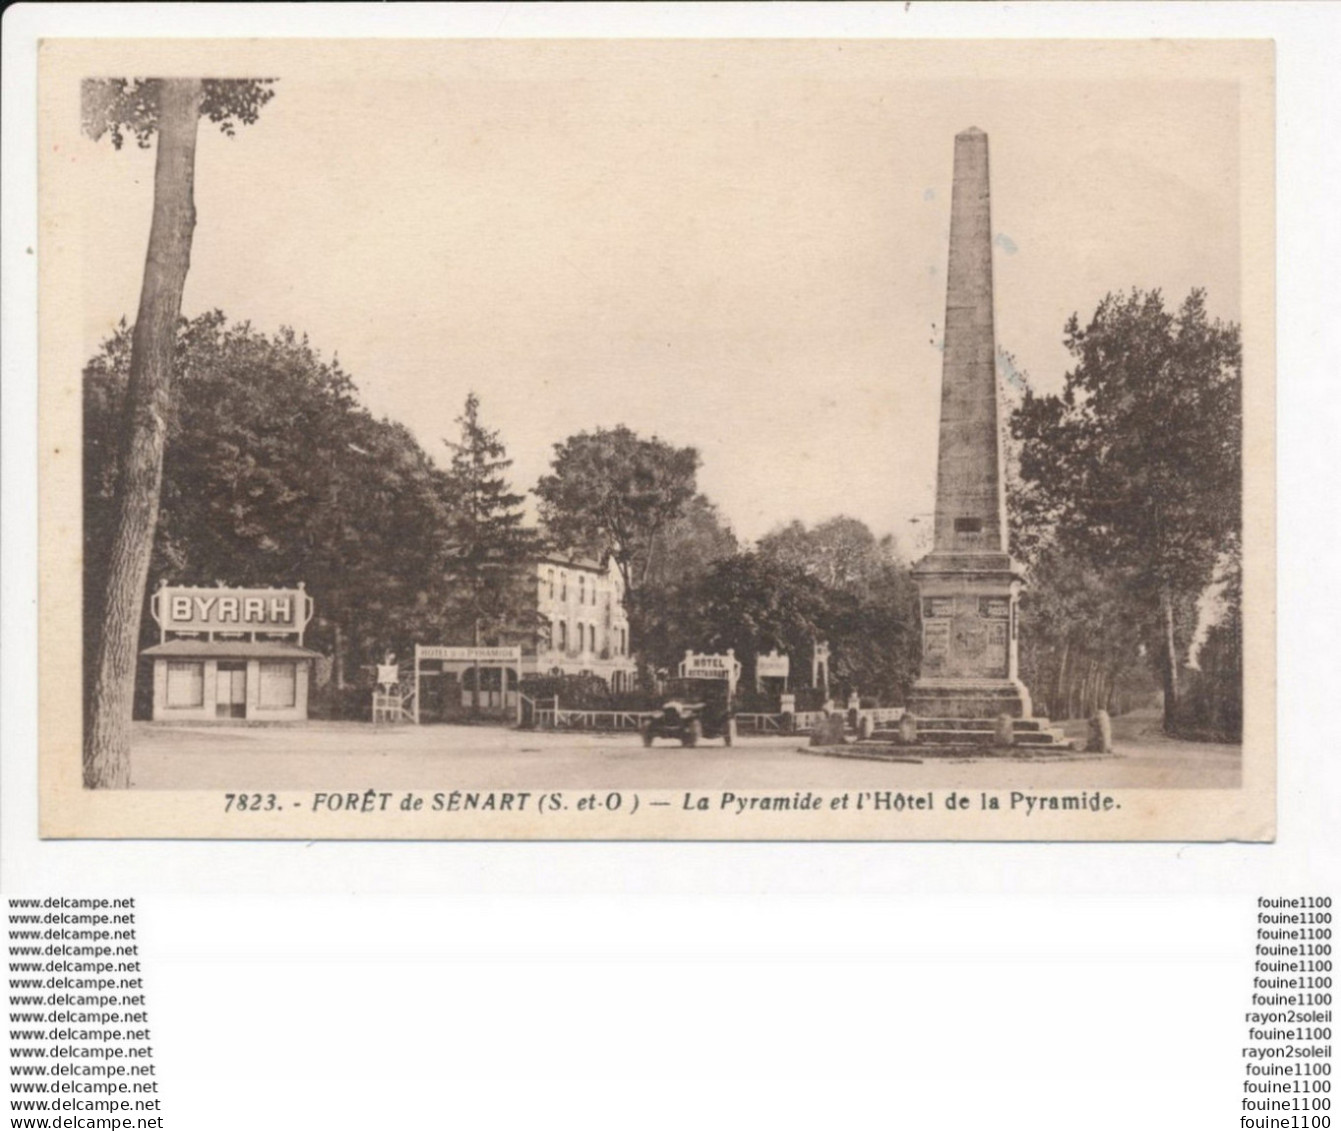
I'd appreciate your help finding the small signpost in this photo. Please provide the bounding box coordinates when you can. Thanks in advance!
[371,656,414,724]
[754,649,790,692]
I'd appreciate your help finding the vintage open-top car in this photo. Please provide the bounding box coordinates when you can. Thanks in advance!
[641,677,736,747]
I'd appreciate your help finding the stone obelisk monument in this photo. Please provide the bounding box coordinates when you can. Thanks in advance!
[909,128,1033,720]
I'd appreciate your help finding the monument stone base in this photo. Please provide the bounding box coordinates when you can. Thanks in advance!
[906,678,1032,721]
[910,550,1034,718]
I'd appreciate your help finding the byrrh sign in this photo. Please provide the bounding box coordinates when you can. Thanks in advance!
[151,585,314,636]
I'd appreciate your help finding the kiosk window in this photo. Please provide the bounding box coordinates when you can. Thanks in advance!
[258,662,297,709]
[166,661,204,708]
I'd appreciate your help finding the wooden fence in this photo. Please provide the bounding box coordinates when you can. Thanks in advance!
[371,687,415,724]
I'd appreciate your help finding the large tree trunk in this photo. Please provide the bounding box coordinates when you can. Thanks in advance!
[84,80,203,789]
[1053,638,1070,720]
[1160,583,1180,734]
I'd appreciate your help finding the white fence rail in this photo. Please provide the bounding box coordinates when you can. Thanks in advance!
[536,706,659,731]
[523,696,903,734]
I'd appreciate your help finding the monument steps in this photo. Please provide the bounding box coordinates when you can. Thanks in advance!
[867,717,1076,750]
[807,744,1100,765]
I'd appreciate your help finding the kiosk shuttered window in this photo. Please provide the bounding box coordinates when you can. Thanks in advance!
[166,661,204,708]
[259,662,296,708]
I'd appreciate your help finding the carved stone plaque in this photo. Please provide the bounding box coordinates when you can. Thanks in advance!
[923,621,950,671]
[985,621,1008,676]
[923,597,956,619]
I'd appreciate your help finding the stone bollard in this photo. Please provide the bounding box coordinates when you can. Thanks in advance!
[809,713,847,747]
[1086,710,1113,753]
[857,713,874,741]
[898,713,918,746]
[994,713,1014,747]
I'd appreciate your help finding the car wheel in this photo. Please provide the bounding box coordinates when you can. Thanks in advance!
[682,719,701,748]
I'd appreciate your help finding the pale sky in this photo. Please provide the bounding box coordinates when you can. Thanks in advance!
[69,41,1243,554]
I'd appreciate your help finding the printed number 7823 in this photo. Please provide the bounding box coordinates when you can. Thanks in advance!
[224,793,279,812]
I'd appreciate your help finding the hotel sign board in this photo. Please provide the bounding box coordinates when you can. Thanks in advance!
[679,651,741,691]
[756,652,790,680]
[151,585,313,636]
[417,646,522,663]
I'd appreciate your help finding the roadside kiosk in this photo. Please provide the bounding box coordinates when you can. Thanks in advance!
[140,582,318,723]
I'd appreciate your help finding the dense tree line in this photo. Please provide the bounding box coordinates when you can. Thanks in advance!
[83,314,538,720]
[1009,288,1242,736]
[84,312,926,733]
[533,430,922,703]
[632,517,920,706]
[87,288,1239,739]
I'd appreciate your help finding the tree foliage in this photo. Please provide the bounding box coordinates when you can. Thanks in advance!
[535,426,700,644]
[81,78,277,150]
[758,516,902,597]
[437,393,546,648]
[641,493,738,591]
[638,515,920,704]
[1010,288,1241,730]
[1014,546,1160,721]
[1180,536,1242,740]
[84,313,454,709]
[757,517,920,701]
[655,552,831,690]
[1014,289,1240,588]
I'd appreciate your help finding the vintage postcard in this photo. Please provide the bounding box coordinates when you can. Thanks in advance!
[36,37,1274,840]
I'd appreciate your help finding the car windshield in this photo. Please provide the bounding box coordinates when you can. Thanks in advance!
[667,678,729,703]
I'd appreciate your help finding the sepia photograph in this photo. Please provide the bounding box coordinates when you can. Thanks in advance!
[36,37,1274,840]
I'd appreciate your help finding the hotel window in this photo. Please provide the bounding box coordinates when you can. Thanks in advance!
[579,576,585,605]
[258,661,297,709]
[561,573,567,601]
[547,569,554,599]
[558,622,567,651]
[166,661,204,708]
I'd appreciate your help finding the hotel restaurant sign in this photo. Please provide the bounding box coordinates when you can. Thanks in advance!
[151,584,314,637]
[678,650,741,689]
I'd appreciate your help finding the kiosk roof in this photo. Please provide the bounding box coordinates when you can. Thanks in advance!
[141,640,321,660]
